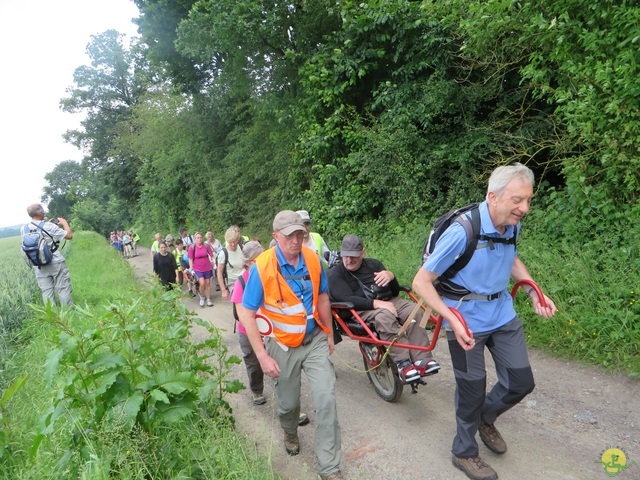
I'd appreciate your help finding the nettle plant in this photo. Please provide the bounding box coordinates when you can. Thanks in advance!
[31,287,243,456]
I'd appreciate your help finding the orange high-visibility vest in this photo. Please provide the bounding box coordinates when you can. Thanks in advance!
[255,246,329,347]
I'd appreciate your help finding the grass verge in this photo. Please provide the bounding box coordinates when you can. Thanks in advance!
[0,232,279,479]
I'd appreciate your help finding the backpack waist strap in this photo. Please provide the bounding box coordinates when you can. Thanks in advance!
[457,291,502,302]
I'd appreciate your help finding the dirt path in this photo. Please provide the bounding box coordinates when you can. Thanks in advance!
[129,248,639,480]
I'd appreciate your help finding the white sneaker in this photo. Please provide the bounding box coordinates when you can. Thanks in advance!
[199,296,205,307]
[206,299,213,307]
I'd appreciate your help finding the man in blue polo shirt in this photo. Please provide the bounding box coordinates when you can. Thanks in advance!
[241,210,343,480]
[413,164,556,480]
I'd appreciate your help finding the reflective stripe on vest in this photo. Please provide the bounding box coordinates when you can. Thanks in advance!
[262,302,307,317]
[255,246,328,347]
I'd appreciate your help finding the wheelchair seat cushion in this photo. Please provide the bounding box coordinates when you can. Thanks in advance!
[343,317,377,337]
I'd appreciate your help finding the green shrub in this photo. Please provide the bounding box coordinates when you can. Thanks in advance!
[31,285,243,473]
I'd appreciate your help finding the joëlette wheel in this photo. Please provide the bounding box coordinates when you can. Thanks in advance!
[360,342,403,403]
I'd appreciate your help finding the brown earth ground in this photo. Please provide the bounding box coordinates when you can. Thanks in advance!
[129,247,639,480]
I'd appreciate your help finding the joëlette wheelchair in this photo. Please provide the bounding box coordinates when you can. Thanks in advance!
[330,280,545,403]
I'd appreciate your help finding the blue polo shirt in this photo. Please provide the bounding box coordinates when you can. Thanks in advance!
[423,201,519,334]
[242,246,329,336]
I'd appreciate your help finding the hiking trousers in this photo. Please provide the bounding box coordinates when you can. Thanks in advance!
[34,261,73,307]
[447,317,535,458]
[265,332,341,477]
[358,296,432,364]
[238,332,264,395]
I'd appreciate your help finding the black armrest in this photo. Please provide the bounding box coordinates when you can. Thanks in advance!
[399,285,411,293]
[330,302,354,310]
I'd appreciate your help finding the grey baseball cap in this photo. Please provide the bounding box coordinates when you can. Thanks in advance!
[273,210,306,235]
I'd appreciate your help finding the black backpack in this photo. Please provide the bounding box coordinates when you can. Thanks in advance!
[216,245,243,287]
[421,203,517,298]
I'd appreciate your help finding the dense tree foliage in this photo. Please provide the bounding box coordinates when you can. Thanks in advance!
[47,0,639,244]
[59,30,151,233]
[41,160,86,220]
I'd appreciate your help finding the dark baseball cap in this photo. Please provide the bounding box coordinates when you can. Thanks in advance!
[341,234,364,257]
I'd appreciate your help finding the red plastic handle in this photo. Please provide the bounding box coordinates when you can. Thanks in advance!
[511,280,547,308]
[436,307,471,338]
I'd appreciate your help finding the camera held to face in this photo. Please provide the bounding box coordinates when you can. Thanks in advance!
[49,217,60,225]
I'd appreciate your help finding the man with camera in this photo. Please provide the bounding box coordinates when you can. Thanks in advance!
[23,204,74,306]
[327,234,440,383]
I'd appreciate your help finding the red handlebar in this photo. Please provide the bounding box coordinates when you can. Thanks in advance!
[511,280,547,308]
[436,281,546,340]
[435,307,471,338]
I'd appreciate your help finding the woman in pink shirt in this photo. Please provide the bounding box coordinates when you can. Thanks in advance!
[188,232,214,307]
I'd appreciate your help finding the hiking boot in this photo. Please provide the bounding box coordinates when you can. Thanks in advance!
[479,420,507,454]
[396,359,420,384]
[252,393,266,405]
[319,471,345,480]
[298,413,310,426]
[452,454,498,480]
[284,430,299,456]
[414,358,441,376]
[206,299,214,307]
[188,290,196,297]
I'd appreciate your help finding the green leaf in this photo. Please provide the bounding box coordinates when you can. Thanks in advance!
[150,389,170,404]
[198,379,217,401]
[29,434,44,459]
[0,374,28,406]
[225,379,246,394]
[136,365,153,378]
[156,371,198,395]
[44,348,63,386]
[91,370,121,396]
[92,352,126,369]
[155,397,197,423]
[119,391,144,424]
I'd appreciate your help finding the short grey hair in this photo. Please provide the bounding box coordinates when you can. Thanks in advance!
[27,204,45,218]
[487,163,535,197]
[242,241,264,269]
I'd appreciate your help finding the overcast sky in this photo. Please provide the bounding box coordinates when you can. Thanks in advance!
[0,0,140,228]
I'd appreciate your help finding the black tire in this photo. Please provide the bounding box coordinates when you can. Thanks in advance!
[360,343,403,403]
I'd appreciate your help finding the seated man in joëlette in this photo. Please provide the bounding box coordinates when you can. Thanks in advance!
[327,234,440,383]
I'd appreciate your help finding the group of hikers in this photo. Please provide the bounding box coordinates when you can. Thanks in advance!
[109,229,140,258]
[140,164,558,480]
[149,226,249,305]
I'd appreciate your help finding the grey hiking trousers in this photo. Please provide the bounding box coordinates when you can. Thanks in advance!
[34,261,73,307]
[447,317,535,458]
[264,331,341,477]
